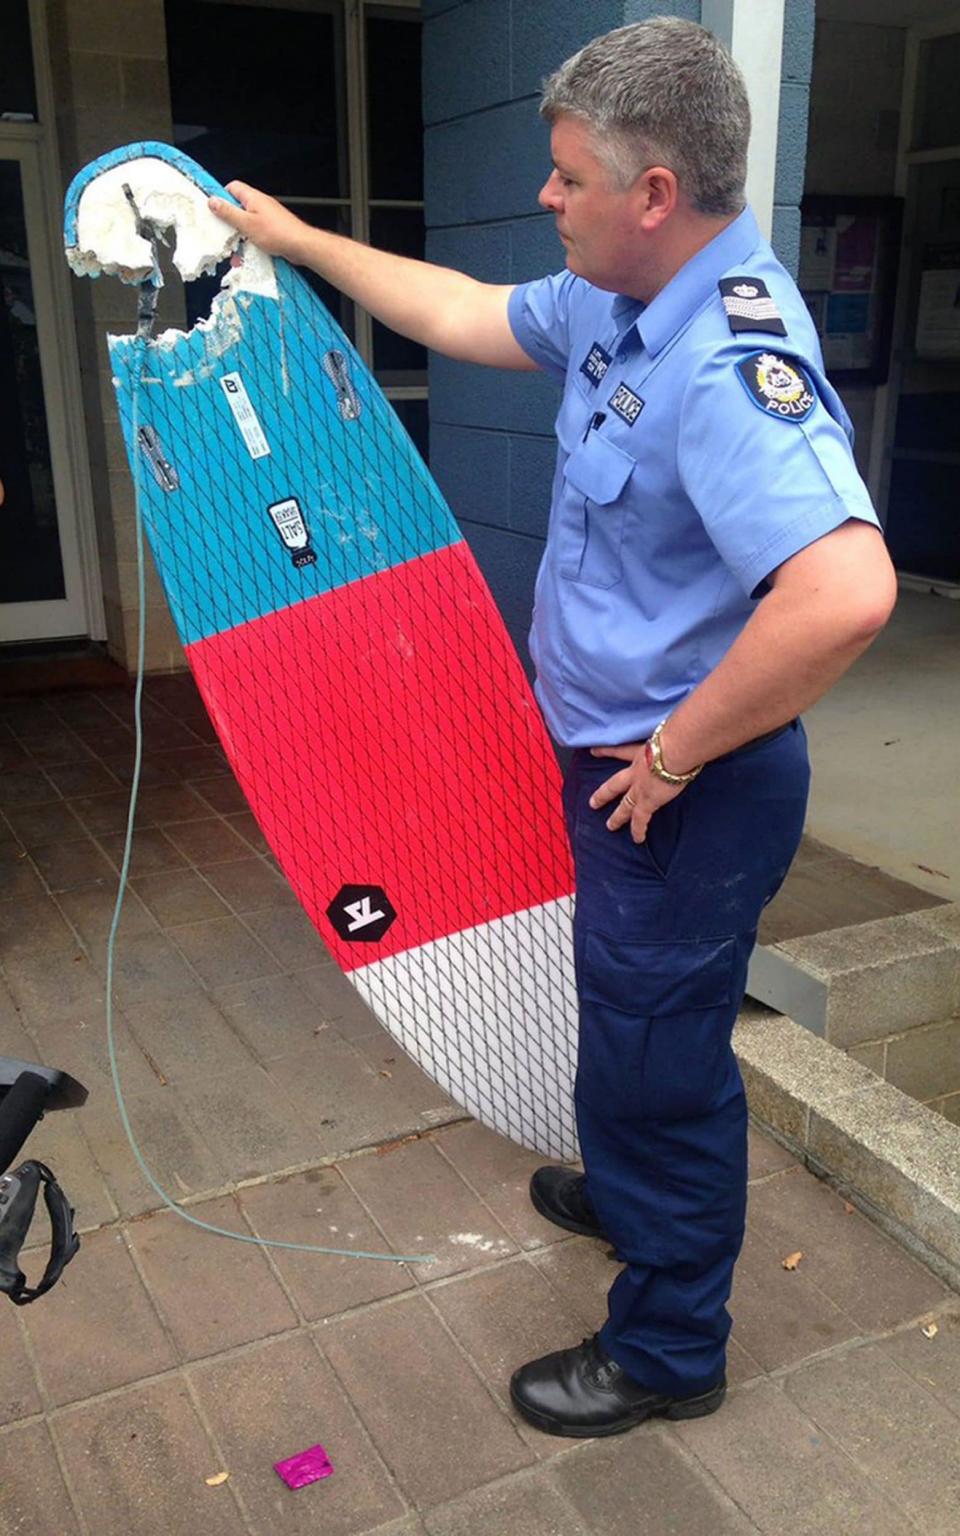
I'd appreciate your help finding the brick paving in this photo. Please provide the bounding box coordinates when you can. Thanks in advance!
[1,680,959,1535]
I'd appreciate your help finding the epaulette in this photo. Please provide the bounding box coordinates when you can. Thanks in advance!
[718,276,787,337]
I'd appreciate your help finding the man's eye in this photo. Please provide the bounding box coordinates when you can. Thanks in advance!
[559,176,575,189]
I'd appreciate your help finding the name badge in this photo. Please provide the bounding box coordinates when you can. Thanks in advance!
[580,342,612,388]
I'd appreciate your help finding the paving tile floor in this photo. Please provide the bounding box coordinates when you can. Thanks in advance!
[1,679,959,1534]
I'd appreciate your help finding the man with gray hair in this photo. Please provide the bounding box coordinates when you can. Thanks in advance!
[213,16,895,1437]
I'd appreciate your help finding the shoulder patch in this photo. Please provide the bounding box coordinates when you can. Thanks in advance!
[735,352,817,423]
[719,276,787,337]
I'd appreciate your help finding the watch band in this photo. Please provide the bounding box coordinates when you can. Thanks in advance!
[645,719,703,786]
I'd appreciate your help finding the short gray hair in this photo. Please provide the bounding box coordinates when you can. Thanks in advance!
[541,17,750,217]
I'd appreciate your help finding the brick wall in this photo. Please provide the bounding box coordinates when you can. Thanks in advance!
[49,0,187,672]
[774,0,815,276]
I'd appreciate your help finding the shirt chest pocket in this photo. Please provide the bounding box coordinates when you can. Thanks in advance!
[558,422,637,590]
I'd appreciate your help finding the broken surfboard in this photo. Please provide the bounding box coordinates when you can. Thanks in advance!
[63,142,580,1160]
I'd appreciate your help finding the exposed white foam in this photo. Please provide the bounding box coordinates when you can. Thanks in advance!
[71,158,280,371]
[70,157,239,283]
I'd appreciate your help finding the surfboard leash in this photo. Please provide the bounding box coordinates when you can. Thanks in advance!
[104,221,433,1267]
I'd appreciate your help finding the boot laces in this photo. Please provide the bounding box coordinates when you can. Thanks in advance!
[582,1335,621,1389]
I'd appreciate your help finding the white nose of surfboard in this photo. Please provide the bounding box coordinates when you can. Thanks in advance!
[66,155,238,285]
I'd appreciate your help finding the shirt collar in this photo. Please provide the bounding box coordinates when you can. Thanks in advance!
[614,206,764,358]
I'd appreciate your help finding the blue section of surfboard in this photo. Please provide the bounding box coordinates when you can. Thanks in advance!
[65,144,446,642]
[64,142,579,1160]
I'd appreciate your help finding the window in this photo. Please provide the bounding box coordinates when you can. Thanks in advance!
[0,0,37,121]
[165,0,427,459]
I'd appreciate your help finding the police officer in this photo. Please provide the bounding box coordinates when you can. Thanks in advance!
[213,17,896,1437]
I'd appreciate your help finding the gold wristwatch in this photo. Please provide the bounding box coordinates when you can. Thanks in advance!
[644,718,703,786]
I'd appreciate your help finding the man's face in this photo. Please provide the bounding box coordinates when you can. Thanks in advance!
[538,116,644,293]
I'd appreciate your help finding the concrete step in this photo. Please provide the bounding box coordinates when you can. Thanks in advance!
[735,1001,960,1291]
[849,1013,960,1108]
[747,904,960,1045]
[758,833,949,946]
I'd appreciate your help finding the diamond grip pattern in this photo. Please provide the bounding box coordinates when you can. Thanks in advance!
[187,543,573,961]
[109,247,579,1156]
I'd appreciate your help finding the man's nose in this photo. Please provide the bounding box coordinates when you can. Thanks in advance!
[539,173,561,212]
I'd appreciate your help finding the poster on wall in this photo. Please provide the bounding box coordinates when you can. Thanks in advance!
[915,242,960,359]
[799,196,901,384]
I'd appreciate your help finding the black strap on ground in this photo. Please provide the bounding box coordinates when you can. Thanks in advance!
[0,1160,80,1305]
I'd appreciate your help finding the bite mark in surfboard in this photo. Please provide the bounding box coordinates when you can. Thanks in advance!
[65,149,279,383]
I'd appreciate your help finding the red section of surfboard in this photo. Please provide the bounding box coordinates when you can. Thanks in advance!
[186,541,573,972]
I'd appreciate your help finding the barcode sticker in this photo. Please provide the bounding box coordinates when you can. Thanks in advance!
[220,373,271,459]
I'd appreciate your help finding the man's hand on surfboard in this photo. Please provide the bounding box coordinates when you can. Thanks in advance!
[209,183,307,262]
[587,743,685,845]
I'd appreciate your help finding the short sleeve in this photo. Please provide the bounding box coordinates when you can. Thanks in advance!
[508,271,582,380]
[677,346,881,597]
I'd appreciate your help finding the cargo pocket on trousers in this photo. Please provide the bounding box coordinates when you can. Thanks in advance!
[577,933,737,1122]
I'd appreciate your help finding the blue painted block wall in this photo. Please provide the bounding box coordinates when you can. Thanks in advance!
[423,0,815,671]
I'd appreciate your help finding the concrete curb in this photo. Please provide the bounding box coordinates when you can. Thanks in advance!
[747,904,960,1044]
[735,1002,960,1292]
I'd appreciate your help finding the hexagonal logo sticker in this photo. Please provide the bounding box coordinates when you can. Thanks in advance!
[326,884,397,943]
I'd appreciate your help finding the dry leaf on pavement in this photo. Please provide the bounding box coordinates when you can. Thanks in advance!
[782,1251,803,1270]
[205,1472,230,1486]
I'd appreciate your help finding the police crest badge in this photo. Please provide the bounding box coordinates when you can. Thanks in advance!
[735,352,817,423]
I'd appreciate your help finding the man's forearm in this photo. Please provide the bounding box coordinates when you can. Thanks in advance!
[286,225,488,359]
[209,184,530,368]
[659,588,880,774]
[658,521,898,776]
[589,523,896,843]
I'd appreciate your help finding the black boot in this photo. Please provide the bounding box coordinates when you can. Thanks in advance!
[530,1166,606,1239]
[510,1334,727,1438]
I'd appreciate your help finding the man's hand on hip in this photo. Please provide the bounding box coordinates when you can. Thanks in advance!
[588,743,686,843]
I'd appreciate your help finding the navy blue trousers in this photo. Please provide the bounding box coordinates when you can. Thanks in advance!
[563,722,810,1396]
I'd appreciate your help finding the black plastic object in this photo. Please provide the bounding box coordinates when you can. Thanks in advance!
[0,1057,86,1303]
[0,1057,87,1171]
[0,1160,80,1304]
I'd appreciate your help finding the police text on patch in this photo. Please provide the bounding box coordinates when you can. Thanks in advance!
[608,383,645,425]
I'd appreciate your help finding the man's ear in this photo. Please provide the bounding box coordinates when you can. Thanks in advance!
[634,166,679,231]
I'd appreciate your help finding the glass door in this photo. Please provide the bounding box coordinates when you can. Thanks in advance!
[0,138,93,641]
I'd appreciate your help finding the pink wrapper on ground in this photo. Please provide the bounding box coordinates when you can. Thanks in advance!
[273,1444,334,1489]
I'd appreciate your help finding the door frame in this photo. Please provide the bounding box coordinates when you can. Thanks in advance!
[0,0,104,644]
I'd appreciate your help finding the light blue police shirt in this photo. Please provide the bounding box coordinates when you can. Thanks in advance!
[507,207,881,748]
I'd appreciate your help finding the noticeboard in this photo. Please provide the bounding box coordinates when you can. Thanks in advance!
[799,196,902,384]
[915,240,960,360]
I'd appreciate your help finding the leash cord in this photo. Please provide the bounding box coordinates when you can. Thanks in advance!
[102,326,433,1267]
